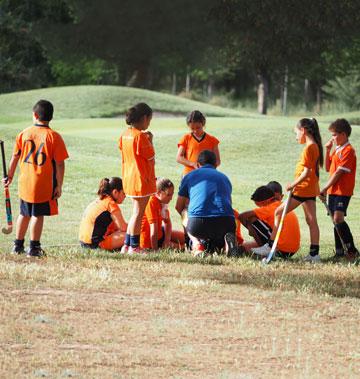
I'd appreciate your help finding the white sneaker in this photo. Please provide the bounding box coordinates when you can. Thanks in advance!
[251,243,271,257]
[304,254,321,263]
[120,245,129,254]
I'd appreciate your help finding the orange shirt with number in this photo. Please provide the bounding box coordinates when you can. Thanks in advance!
[178,132,219,175]
[293,143,320,197]
[119,128,156,197]
[254,200,300,254]
[13,124,69,203]
[328,142,356,196]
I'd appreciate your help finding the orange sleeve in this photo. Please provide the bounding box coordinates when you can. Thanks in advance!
[177,134,188,148]
[53,133,69,162]
[108,200,120,214]
[302,144,318,169]
[118,136,122,151]
[136,133,155,160]
[253,206,268,220]
[13,133,22,156]
[210,135,220,146]
[338,148,355,172]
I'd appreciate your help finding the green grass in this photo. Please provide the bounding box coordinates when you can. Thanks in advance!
[0,85,253,122]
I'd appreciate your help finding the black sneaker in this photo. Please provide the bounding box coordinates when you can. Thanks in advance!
[26,247,46,258]
[345,249,359,263]
[224,233,244,257]
[11,245,25,255]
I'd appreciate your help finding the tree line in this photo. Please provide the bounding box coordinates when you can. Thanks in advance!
[1,0,360,114]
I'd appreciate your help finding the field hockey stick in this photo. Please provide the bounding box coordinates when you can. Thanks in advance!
[263,190,292,264]
[320,196,348,254]
[0,140,13,234]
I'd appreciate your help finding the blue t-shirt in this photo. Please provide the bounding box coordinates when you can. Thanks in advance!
[178,164,234,218]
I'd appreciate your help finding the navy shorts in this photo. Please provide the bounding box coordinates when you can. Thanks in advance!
[328,195,351,216]
[20,199,58,217]
[292,195,316,203]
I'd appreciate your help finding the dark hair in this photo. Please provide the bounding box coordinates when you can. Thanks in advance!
[297,118,324,168]
[186,110,206,125]
[329,118,352,137]
[33,100,54,122]
[125,103,152,125]
[156,177,174,192]
[197,150,216,167]
[267,181,282,195]
[98,177,123,199]
[251,186,275,202]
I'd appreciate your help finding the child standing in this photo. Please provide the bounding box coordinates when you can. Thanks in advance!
[140,178,184,250]
[320,119,358,260]
[118,103,156,254]
[3,100,69,257]
[176,110,220,176]
[267,118,323,262]
[79,177,127,250]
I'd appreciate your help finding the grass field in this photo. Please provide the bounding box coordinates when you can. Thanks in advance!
[0,87,360,378]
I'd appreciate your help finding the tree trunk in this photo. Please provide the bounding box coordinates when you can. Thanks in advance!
[126,62,148,88]
[315,86,322,113]
[185,71,191,93]
[207,79,214,98]
[281,66,288,115]
[172,73,177,94]
[257,73,269,115]
[304,79,311,111]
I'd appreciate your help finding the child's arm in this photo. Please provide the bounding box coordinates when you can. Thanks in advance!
[54,160,65,199]
[320,169,344,198]
[2,154,20,187]
[176,146,198,169]
[163,218,172,247]
[213,145,221,167]
[111,209,127,232]
[238,210,257,227]
[286,167,311,191]
[150,222,159,249]
[324,139,333,172]
[175,195,187,215]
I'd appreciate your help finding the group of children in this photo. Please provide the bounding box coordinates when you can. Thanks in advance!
[3,99,358,262]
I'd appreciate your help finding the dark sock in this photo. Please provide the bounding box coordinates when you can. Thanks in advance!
[309,244,319,257]
[334,227,343,251]
[130,235,140,248]
[336,222,356,250]
[14,239,24,247]
[29,240,41,249]
[125,233,130,246]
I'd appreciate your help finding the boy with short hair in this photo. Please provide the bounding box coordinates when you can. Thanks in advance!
[320,118,358,260]
[3,100,69,257]
[238,185,300,259]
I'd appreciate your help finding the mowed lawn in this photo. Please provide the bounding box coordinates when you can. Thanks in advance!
[0,115,360,378]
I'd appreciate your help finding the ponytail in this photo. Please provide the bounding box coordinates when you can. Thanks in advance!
[297,118,323,168]
[97,177,123,199]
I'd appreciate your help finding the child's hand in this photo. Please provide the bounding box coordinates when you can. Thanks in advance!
[286,183,294,191]
[1,176,12,187]
[191,161,199,169]
[318,191,327,202]
[53,185,62,199]
[325,138,333,150]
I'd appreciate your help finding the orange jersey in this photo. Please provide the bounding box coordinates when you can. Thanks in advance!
[13,124,69,203]
[178,132,219,175]
[254,200,300,253]
[233,209,244,244]
[79,196,121,246]
[119,128,156,197]
[328,143,356,196]
[293,143,320,197]
[140,195,164,248]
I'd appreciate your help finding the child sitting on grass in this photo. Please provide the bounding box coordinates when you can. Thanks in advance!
[140,178,184,250]
[238,184,300,259]
[79,177,127,250]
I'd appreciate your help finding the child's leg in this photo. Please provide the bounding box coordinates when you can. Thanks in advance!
[170,229,185,248]
[99,230,126,250]
[269,198,301,242]
[16,215,30,240]
[127,196,149,248]
[302,200,320,256]
[29,216,44,241]
[333,210,357,254]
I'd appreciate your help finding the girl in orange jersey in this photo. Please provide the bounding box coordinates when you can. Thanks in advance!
[176,110,220,176]
[266,118,323,262]
[118,103,156,254]
[79,177,127,250]
[140,178,185,250]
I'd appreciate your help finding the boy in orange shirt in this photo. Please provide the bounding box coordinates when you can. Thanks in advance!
[238,185,300,259]
[140,178,184,250]
[320,119,358,260]
[3,100,69,257]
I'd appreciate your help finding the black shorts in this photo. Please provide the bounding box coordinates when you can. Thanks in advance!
[292,195,316,203]
[20,199,58,217]
[328,195,351,216]
[187,216,236,251]
[250,219,272,245]
[158,226,165,247]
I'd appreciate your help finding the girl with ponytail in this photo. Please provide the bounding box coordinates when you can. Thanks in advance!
[79,177,127,250]
[265,118,323,262]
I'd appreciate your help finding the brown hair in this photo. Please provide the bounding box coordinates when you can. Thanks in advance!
[156,177,174,192]
[329,118,352,137]
[98,177,123,199]
[125,103,152,125]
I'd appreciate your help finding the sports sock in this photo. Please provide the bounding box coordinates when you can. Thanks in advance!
[29,240,41,249]
[336,222,356,250]
[125,233,130,246]
[334,227,343,251]
[130,235,140,248]
[14,239,24,248]
[309,244,319,257]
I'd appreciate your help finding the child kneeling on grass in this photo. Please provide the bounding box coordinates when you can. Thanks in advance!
[79,177,127,250]
[140,178,185,250]
[238,184,300,259]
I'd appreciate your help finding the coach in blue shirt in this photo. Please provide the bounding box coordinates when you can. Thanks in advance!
[175,150,235,254]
